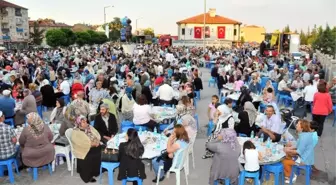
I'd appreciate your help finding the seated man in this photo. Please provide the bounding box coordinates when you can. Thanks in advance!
[156,82,175,105]
[0,90,16,119]
[278,75,293,95]
[258,105,282,142]
[94,103,118,144]
[0,111,17,160]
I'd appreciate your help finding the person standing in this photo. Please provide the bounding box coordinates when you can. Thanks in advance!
[312,82,332,136]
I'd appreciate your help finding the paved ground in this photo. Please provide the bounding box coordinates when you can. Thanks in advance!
[1,68,335,185]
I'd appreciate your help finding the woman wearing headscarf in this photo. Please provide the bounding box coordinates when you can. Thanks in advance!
[71,79,84,99]
[120,87,135,121]
[207,129,240,185]
[19,112,55,167]
[83,69,95,85]
[50,98,66,124]
[71,115,101,183]
[84,79,95,101]
[236,86,253,113]
[234,101,258,137]
[15,89,37,125]
[202,99,235,159]
[40,79,56,108]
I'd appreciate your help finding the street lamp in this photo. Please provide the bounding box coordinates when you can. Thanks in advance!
[136,18,143,32]
[104,6,113,25]
[203,0,206,50]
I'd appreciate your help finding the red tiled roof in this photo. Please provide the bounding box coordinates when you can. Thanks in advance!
[177,13,241,25]
[29,20,72,28]
[0,0,27,10]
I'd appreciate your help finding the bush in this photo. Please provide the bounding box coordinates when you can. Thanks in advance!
[46,29,67,47]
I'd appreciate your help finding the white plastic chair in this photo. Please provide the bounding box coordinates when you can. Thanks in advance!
[188,134,197,170]
[51,145,71,172]
[65,128,77,176]
[156,147,189,185]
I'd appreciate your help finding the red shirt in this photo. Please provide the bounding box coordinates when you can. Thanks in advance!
[312,92,332,116]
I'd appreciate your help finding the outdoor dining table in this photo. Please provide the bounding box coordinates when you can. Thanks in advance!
[150,106,177,123]
[107,131,168,159]
[227,92,263,102]
[237,137,286,165]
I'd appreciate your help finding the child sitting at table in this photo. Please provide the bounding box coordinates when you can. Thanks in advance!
[242,140,262,183]
[208,95,220,121]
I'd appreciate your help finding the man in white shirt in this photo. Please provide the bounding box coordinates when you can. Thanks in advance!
[59,77,70,95]
[258,105,282,142]
[165,52,175,62]
[313,74,320,87]
[278,76,293,93]
[156,82,175,105]
[303,80,317,103]
[302,69,312,83]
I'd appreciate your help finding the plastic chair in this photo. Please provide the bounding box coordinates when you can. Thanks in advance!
[37,105,43,118]
[194,91,201,100]
[65,128,77,176]
[62,95,71,105]
[207,120,214,137]
[260,77,270,89]
[272,82,279,95]
[0,158,20,184]
[238,133,248,137]
[4,118,15,128]
[121,120,135,131]
[289,165,312,185]
[156,147,189,185]
[194,114,199,130]
[208,77,216,87]
[261,163,285,185]
[159,124,169,132]
[333,106,336,127]
[51,145,71,172]
[122,177,143,185]
[238,170,259,185]
[188,135,196,170]
[214,178,230,185]
[90,121,95,126]
[193,98,197,109]
[99,162,120,185]
[29,164,52,181]
[121,126,135,133]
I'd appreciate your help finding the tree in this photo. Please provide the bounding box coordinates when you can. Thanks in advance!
[283,25,291,33]
[299,30,307,45]
[110,17,122,31]
[143,28,155,37]
[30,22,45,45]
[46,29,67,47]
[307,24,318,45]
[109,29,120,41]
[313,24,336,56]
[96,33,108,44]
[240,36,245,43]
[60,28,76,46]
[75,31,91,46]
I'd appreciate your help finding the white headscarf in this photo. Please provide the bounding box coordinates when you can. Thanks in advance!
[244,101,258,127]
[40,79,50,87]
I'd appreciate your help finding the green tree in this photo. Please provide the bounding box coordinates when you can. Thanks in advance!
[313,24,336,56]
[307,24,318,45]
[75,31,91,46]
[60,28,77,46]
[110,17,122,31]
[46,29,67,47]
[30,22,45,45]
[109,29,120,41]
[96,33,108,44]
[299,30,307,45]
[283,25,291,32]
[240,36,245,43]
[143,28,155,37]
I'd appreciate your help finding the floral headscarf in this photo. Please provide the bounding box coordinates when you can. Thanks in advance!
[219,128,238,150]
[75,115,98,143]
[27,112,45,138]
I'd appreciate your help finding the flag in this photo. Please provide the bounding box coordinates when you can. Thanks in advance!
[194,27,202,39]
[271,30,280,46]
[217,26,225,39]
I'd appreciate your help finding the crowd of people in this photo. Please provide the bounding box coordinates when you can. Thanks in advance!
[0,43,333,185]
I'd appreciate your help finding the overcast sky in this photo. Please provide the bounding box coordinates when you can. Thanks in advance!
[10,0,336,34]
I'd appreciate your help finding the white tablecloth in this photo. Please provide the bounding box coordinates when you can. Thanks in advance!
[237,137,285,165]
[150,106,177,122]
[227,93,262,102]
[107,132,168,159]
[290,92,304,102]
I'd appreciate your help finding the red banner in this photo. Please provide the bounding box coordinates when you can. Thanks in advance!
[217,26,225,39]
[194,27,202,39]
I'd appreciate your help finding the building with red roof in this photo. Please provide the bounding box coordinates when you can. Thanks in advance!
[176,8,242,44]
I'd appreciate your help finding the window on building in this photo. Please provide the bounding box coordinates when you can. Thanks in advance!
[181,28,185,35]
[24,33,28,36]
[15,8,22,16]
[234,29,237,36]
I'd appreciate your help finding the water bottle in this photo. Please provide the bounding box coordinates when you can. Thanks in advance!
[272,145,276,154]
[115,135,119,148]
[139,126,143,135]
[154,127,157,134]
[260,133,264,143]
[266,137,271,148]
[156,134,161,149]
[250,131,255,139]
